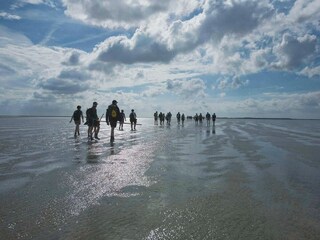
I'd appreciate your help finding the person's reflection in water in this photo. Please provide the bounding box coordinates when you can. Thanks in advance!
[73,138,81,162]
[212,126,216,134]
[206,128,210,137]
[110,143,115,155]
[86,143,99,163]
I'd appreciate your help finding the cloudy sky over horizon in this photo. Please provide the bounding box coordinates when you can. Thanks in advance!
[0,0,319,118]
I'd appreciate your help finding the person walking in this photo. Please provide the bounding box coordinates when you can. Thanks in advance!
[86,102,99,140]
[166,112,172,125]
[106,100,121,142]
[70,105,84,137]
[154,111,158,125]
[129,109,137,131]
[206,112,211,126]
[212,113,216,125]
[199,113,203,124]
[181,113,185,125]
[119,110,126,130]
[176,112,181,124]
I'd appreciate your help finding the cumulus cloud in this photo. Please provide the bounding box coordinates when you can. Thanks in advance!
[273,33,317,70]
[11,0,57,9]
[166,78,206,99]
[58,69,90,81]
[95,34,174,64]
[62,0,200,29]
[300,66,320,78]
[235,91,320,118]
[216,76,249,90]
[197,0,274,44]
[38,77,89,94]
[62,51,81,66]
[0,12,21,20]
[287,0,320,24]
[87,0,275,66]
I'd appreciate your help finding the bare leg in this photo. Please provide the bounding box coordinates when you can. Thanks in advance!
[110,127,115,142]
[94,126,100,139]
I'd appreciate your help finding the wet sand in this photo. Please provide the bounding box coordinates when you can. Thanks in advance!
[0,117,319,239]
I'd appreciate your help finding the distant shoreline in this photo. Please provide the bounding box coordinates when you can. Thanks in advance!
[0,115,319,120]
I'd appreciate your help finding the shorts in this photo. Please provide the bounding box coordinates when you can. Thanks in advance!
[110,120,117,128]
[130,119,137,124]
[88,119,94,127]
[94,120,100,127]
[74,120,80,125]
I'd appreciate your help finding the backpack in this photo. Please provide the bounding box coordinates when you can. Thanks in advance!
[86,108,90,118]
[109,105,117,119]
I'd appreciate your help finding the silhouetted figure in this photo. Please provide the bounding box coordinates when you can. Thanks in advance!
[206,112,211,126]
[176,112,181,124]
[166,112,172,125]
[212,113,216,125]
[194,113,199,124]
[86,102,99,140]
[199,113,203,124]
[70,105,84,137]
[119,110,126,130]
[159,112,165,125]
[181,113,185,125]
[130,109,137,131]
[154,111,158,125]
[106,100,121,142]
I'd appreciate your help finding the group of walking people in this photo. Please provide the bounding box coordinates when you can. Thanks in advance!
[153,111,177,125]
[70,100,138,142]
[194,112,217,126]
[153,111,216,126]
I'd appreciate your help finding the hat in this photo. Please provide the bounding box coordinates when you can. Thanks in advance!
[112,100,118,104]
[77,105,81,109]
[93,102,98,106]
[131,109,134,111]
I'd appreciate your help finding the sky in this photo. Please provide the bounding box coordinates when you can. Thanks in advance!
[0,0,319,118]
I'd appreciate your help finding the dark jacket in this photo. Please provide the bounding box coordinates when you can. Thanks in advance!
[106,104,121,122]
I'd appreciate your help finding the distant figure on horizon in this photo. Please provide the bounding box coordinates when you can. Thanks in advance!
[159,112,165,125]
[154,111,158,125]
[130,109,137,131]
[70,105,84,137]
[181,113,185,125]
[206,112,211,126]
[166,112,172,125]
[106,100,121,142]
[194,113,199,124]
[176,112,181,124]
[86,102,99,140]
[199,113,203,124]
[119,110,126,131]
[212,113,216,125]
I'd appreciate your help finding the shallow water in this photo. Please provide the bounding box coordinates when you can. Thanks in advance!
[0,117,319,239]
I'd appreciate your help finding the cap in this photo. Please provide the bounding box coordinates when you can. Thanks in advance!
[93,102,98,106]
[112,100,118,104]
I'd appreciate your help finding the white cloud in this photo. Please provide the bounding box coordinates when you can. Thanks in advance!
[273,33,317,70]
[11,0,57,9]
[79,0,275,67]
[287,0,320,24]
[166,78,206,99]
[62,0,201,29]
[300,66,320,78]
[0,12,21,20]
[216,76,249,90]
[236,91,320,118]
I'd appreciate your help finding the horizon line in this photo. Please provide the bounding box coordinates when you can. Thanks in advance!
[0,115,319,120]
